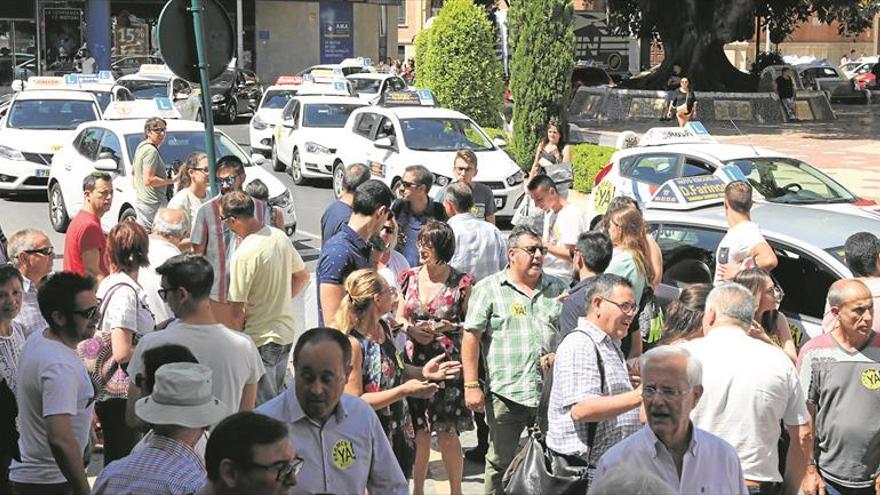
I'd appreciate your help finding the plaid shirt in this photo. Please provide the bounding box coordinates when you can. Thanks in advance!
[464,269,566,407]
[91,434,206,495]
[546,319,641,464]
[13,278,48,338]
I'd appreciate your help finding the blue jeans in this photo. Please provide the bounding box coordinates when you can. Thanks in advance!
[256,342,292,406]
[823,478,875,495]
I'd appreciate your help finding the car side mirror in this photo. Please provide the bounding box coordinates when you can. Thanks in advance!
[94,157,118,171]
[174,93,189,101]
[374,136,394,149]
[492,137,507,148]
[250,153,266,166]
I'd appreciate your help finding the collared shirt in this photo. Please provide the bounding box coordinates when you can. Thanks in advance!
[448,212,507,283]
[464,269,566,407]
[91,433,206,495]
[594,424,749,495]
[547,319,640,461]
[13,277,48,338]
[316,224,372,325]
[320,200,353,246]
[681,326,809,482]
[256,391,408,495]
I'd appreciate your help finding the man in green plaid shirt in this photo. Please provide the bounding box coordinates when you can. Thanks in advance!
[462,225,566,494]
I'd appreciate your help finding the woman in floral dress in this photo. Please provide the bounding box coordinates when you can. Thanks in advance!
[334,268,460,479]
[397,221,474,495]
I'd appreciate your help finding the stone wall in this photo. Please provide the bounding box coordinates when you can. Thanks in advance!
[568,87,837,124]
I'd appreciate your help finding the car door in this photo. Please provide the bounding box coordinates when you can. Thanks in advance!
[648,222,724,307]
[64,127,105,214]
[95,130,128,229]
[617,153,682,201]
[347,111,383,177]
[368,115,400,182]
[277,100,300,165]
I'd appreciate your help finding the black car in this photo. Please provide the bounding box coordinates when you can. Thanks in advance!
[210,68,263,124]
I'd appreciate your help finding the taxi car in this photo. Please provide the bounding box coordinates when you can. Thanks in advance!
[334,90,525,219]
[0,88,102,194]
[273,95,367,184]
[346,72,408,104]
[301,57,374,77]
[115,64,202,121]
[587,124,878,228]
[13,72,118,111]
[48,99,297,235]
[642,175,880,344]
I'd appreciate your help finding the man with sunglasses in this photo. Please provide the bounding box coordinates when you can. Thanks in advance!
[7,228,53,337]
[132,117,180,233]
[10,273,97,495]
[461,225,567,494]
[392,165,446,267]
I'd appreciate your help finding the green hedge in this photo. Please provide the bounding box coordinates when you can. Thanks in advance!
[571,144,615,194]
[482,127,509,140]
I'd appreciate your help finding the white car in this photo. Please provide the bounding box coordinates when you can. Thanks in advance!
[335,94,525,219]
[249,84,301,160]
[48,118,297,235]
[346,73,408,104]
[587,125,880,228]
[272,95,367,184]
[115,65,202,121]
[13,72,118,111]
[0,89,102,194]
[301,58,374,78]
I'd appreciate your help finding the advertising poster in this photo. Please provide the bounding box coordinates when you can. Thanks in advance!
[319,1,354,64]
[44,8,82,71]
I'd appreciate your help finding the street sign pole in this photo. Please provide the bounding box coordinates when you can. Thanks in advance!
[189,0,219,196]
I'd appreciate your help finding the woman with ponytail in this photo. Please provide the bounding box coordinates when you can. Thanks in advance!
[334,268,461,479]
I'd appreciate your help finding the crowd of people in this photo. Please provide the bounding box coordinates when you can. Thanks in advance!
[0,116,879,495]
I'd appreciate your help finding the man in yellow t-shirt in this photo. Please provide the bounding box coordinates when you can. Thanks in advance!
[222,191,309,405]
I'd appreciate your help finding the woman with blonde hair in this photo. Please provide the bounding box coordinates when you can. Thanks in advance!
[334,268,460,479]
[733,267,797,362]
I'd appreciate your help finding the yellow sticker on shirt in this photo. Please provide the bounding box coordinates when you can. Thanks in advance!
[861,368,880,391]
[510,302,527,318]
[332,439,356,469]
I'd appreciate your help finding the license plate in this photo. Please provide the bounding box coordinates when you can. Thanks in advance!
[35,169,50,177]
[494,197,503,208]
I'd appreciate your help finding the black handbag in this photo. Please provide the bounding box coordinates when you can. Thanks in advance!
[502,330,606,495]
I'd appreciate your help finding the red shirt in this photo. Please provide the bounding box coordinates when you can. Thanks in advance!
[63,210,109,277]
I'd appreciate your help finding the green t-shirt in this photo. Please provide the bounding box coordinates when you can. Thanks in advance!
[132,140,166,205]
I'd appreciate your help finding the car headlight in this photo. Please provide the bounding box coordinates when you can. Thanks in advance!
[0,144,25,161]
[211,94,225,103]
[269,190,291,208]
[506,169,524,186]
[434,173,451,187]
[305,142,331,154]
[251,115,268,130]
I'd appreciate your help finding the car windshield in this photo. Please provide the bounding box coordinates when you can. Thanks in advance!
[124,131,248,166]
[349,78,381,94]
[116,79,168,99]
[302,103,363,128]
[262,90,297,109]
[211,70,235,90]
[7,100,98,130]
[723,157,857,204]
[400,118,494,152]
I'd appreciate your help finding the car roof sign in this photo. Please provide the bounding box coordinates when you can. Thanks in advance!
[26,76,67,88]
[102,97,182,120]
[276,75,303,86]
[646,175,726,210]
[381,90,436,107]
[302,73,314,83]
[416,89,435,106]
[639,124,717,147]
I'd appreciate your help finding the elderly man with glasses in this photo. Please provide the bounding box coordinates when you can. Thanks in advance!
[594,346,748,494]
[462,225,567,494]
[7,229,53,337]
[132,117,180,233]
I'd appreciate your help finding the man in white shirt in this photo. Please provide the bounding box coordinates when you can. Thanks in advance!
[444,182,506,283]
[527,174,588,284]
[138,208,186,326]
[595,346,748,494]
[10,273,97,495]
[714,181,777,282]
[6,229,52,336]
[257,327,408,495]
[681,283,811,493]
[126,254,265,429]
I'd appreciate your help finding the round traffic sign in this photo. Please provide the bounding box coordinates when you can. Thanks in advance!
[157,0,234,82]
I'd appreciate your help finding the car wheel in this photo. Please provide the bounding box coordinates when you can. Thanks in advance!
[332,161,345,199]
[272,142,286,172]
[49,182,71,233]
[290,148,306,185]
[120,205,137,223]
[225,100,237,124]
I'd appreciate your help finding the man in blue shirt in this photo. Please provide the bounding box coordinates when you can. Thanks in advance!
[317,180,393,325]
[320,163,370,246]
[393,165,446,267]
[559,231,613,336]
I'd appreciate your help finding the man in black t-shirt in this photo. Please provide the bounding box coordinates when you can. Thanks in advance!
[775,68,797,121]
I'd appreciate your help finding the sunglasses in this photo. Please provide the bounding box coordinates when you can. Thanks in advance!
[150,127,167,134]
[70,303,101,321]
[241,456,305,482]
[24,246,54,257]
[515,245,548,257]
[216,174,239,186]
[400,180,420,189]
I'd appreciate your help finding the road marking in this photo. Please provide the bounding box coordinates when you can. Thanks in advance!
[297,229,321,241]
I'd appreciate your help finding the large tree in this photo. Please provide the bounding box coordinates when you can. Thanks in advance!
[608,0,880,91]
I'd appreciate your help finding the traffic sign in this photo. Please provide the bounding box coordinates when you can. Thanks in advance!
[157,0,234,83]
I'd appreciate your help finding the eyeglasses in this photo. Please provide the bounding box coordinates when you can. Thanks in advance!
[157,287,179,301]
[643,384,690,400]
[400,180,420,189]
[150,127,167,134]
[70,303,101,321]
[515,245,548,257]
[216,174,240,186]
[241,456,304,482]
[24,246,54,257]
[600,297,638,315]
[381,226,395,235]
[220,214,236,223]
[772,285,785,300]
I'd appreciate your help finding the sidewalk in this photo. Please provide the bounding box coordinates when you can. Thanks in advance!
[570,104,880,202]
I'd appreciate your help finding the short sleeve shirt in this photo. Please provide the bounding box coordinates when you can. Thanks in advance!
[167,188,206,234]
[132,140,167,205]
[0,321,26,391]
[437,181,497,220]
[320,200,353,246]
[97,272,156,337]
[463,270,566,407]
[317,225,372,324]
[541,203,588,283]
[714,221,767,283]
[62,210,109,277]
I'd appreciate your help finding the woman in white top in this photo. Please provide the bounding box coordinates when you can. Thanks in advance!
[0,264,26,485]
[92,221,156,464]
[168,151,209,235]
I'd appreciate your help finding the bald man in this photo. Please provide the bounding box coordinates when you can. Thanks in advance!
[139,208,187,325]
[799,279,879,495]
